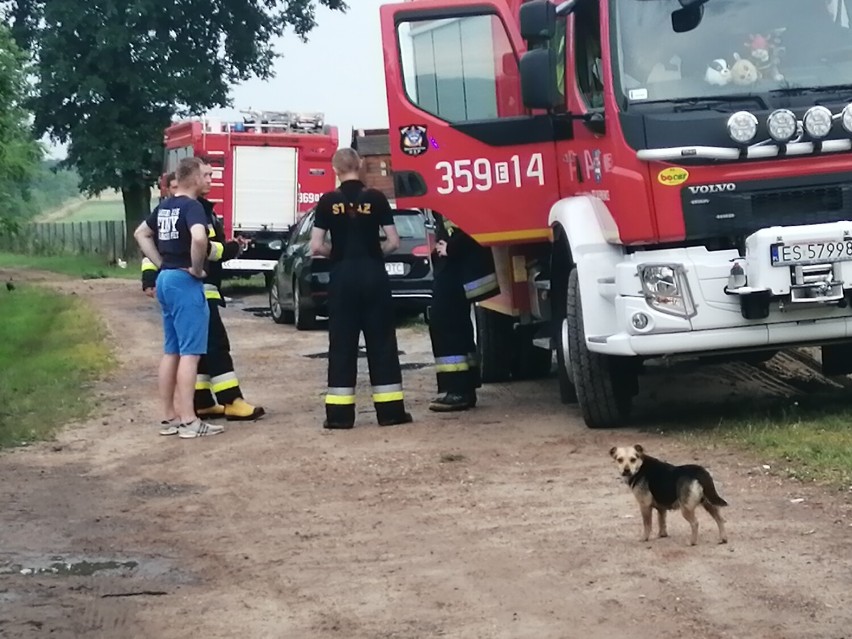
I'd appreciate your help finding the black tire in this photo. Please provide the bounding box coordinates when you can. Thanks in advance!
[566,268,635,428]
[294,279,317,330]
[474,304,514,383]
[551,238,578,404]
[269,276,293,325]
[510,325,553,380]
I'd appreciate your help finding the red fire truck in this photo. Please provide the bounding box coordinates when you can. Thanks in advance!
[161,110,338,284]
[380,0,852,427]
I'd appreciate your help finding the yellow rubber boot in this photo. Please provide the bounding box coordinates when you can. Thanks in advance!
[197,405,225,418]
[224,398,265,422]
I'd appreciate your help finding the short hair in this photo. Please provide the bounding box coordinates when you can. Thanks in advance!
[332,148,361,175]
[166,171,177,184]
[175,157,203,184]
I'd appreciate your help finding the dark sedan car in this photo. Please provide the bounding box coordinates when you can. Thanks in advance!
[268,206,433,329]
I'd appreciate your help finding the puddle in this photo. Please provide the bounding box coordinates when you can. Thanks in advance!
[0,553,198,585]
[400,362,429,371]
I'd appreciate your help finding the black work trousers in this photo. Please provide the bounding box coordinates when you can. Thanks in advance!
[195,301,243,408]
[325,258,407,425]
[429,262,481,395]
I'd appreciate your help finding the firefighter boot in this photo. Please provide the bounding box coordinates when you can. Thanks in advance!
[224,398,266,422]
[429,392,476,412]
[197,404,226,419]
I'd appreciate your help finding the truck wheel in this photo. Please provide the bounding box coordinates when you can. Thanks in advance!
[553,298,578,405]
[473,304,513,383]
[294,280,317,331]
[566,268,635,428]
[510,325,553,380]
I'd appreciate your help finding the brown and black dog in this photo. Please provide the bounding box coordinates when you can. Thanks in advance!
[610,444,728,546]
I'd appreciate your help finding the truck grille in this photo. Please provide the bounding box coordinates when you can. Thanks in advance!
[751,186,844,218]
[682,172,852,240]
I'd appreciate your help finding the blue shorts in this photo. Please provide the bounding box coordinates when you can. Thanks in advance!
[156,269,209,356]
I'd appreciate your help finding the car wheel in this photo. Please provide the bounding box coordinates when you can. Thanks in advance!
[294,278,318,330]
[269,277,293,325]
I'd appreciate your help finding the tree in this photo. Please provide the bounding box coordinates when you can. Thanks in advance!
[4,0,347,254]
[0,23,40,226]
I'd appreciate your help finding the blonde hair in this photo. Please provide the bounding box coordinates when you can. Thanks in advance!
[332,148,361,175]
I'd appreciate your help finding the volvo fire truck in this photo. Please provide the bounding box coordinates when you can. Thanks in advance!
[380,0,852,427]
[161,110,338,284]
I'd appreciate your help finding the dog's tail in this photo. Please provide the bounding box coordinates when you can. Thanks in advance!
[698,471,728,507]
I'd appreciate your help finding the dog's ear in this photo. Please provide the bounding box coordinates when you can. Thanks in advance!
[634,444,644,456]
[609,446,617,458]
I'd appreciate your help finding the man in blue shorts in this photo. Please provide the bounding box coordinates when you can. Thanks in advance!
[134,156,224,438]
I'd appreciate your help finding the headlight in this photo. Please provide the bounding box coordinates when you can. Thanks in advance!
[767,109,798,143]
[803,105,833,139]
[727,111,758,145]
[268,240,283,251]
[841,103,852,134]
[638,263,696,318]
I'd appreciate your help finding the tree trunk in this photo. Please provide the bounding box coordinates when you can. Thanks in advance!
[122,183,151,259]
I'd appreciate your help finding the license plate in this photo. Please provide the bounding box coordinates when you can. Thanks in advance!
[385,262,405,276]
[770,240,852,266]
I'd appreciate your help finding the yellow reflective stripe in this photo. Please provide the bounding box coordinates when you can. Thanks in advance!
[208,225,216,238]
[196,374,212,390]
[436,363,469,372]
[141,257,158,272]
[373,391,404,403]
[208,241,224,262]
[464,273,499,300]
[326,394,356,405]
[211,372,239,393]
[203,283,222,300]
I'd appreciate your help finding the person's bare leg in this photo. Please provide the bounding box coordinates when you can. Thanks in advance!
[175,354,201,423]
[159,354,180,420]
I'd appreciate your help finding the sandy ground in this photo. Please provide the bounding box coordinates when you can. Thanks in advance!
[2,271,852,639]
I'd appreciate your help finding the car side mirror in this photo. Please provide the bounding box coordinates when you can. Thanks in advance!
[519,0,557,43]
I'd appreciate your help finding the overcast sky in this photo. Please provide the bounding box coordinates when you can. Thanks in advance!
[46,0,390,158]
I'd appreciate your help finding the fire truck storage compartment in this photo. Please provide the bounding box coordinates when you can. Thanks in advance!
[232,146,298,232]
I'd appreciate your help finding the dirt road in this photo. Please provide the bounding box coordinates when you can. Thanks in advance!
[2,273,852,639]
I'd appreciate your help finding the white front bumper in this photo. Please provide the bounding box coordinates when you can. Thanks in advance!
[588,221,852,357]
[221,259,277,271]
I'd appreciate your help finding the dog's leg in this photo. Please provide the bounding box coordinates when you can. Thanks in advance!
[681,506,700,545]
[702,502,728,544]
[656,508,668,538]
[639,504,653,541]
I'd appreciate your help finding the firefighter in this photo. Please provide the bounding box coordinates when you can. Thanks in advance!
[142,167,265,422]
[309,148,412,429]
[428,212,500,412]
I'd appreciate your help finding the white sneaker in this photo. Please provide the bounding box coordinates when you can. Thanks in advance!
[159,418,181,436]
[178,418,224,439]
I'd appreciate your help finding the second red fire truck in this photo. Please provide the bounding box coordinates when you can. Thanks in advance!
[161,110,339,285]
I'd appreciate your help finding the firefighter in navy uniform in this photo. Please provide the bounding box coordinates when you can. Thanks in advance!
[309,148,412,429]
[428,212,500,412]
[142,170,265,422]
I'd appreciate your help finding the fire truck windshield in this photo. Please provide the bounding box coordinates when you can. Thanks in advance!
[613,0,852,105]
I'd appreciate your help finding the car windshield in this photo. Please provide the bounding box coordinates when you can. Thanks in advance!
[613,0,852,103]
[392,212,426,239]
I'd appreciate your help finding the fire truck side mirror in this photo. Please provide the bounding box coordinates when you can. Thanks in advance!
[520,47,562,111]
[519,0,557,44]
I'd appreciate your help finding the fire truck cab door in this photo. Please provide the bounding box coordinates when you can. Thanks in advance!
[381,1,562,244]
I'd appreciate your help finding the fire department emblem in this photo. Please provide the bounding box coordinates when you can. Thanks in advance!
[400,124,428,157]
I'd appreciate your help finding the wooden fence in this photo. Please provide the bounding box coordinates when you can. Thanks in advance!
[0,221,127,261]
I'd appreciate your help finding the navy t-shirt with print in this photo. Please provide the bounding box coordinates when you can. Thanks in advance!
[145,196,208,270]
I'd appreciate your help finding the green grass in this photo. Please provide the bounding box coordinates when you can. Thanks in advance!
[0,285,114,448]
[659,396,852,488]
[60,199,125,222]
[0,252,139,280]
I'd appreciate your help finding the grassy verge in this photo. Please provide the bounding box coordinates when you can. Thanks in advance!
[0,285,113,448]
[0,252,139,280]
[658,396,852,488]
